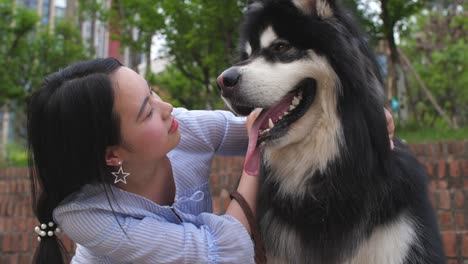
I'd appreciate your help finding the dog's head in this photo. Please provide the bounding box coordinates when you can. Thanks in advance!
[218,0,389,191]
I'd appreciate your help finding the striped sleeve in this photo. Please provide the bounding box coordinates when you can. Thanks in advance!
[173,108,248,156]
[56,208,254,263]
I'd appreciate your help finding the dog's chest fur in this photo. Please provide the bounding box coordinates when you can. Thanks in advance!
[259,190,417,264]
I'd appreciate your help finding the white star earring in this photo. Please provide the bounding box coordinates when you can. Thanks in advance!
[112,161,130,184]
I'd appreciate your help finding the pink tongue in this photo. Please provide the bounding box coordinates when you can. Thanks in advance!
[244,117,261,176]
[243,94,295,176]
[244,119,262,176]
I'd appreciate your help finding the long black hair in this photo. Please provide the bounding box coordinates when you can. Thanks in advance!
[27,57,123,264]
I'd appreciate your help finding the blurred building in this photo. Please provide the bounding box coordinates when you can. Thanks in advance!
[20,0,65,27]
[17,0,123,60]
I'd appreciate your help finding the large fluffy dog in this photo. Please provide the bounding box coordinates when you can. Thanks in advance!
[217,0,445,263]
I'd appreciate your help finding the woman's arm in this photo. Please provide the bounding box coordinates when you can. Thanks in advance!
[57,208,254,263]
[225,108,261,234]
[225,170,258,234]
[173,108,248,156]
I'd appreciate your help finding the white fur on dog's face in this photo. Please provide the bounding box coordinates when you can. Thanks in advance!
[245,42,252,57]
[262,49,343,197]
[260,26,277,48]
[235,26,344,197]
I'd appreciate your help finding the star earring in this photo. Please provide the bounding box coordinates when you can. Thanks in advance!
[112,161,130,184]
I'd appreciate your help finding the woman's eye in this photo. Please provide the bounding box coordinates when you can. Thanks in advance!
[146,109,154,119]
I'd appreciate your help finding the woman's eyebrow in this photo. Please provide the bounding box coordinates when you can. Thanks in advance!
[136,96,150,122]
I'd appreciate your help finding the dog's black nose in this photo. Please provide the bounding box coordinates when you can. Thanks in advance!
[217,69,240,97]
[221,69,240,87]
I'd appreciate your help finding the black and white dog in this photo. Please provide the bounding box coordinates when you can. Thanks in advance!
[217,0,445,263]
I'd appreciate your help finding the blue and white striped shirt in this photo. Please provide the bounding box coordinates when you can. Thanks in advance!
[54,108,254,263]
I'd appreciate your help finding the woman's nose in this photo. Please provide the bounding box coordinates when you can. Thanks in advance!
[161,101,173,119]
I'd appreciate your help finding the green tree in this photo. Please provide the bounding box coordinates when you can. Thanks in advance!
[341,0,424,123]
[0,0,90,103]
[401,1,467,127]
[78,0,103,55]
[0,0,89,163]
[105,0,165,76]
[156,0,246,110]
[27,20,91,94]
[0,0,38,103]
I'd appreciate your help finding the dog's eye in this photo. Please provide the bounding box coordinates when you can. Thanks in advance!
[271,42,290,53]
[240,52,249,61]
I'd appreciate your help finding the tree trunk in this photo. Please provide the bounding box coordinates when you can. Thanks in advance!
[48,0,56,32]
[1,104,10,160]
[145,36,152,79]
[90,0,97,55]
[65,0,77,24]
[36,0,43,28]
[380,0,408,124]
[203,67,213,110]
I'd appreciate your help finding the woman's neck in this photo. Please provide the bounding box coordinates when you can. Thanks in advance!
[117,156,176,205]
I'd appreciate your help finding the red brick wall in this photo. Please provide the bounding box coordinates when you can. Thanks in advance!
[1,140,467,263]
[407,141,468,264]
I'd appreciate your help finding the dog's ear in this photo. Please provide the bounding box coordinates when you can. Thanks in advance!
[292,0,334,18]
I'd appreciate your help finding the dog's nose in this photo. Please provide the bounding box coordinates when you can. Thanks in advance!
[217,69,240,97]
[221,69,240,87]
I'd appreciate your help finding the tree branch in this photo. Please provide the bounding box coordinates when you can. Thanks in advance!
[398,49,457,129]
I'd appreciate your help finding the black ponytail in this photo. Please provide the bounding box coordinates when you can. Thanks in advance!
[28,58,123,264]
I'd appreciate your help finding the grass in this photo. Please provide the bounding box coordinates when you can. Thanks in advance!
[396,124,468,143]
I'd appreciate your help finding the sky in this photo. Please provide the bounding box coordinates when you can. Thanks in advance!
[55,0,66,8]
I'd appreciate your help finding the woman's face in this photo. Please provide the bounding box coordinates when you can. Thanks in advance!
[111,67,181,165]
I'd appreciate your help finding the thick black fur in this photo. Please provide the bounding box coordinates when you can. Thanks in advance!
[235,0,446,263]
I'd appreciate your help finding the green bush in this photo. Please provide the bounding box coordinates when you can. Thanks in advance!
[0,142,28,167]
[396,119,468,143]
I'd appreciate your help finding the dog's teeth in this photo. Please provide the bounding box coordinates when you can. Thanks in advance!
[268,118,274,128]
[289,105,296,111]
[284,111,289,116]
[292,97,300,106]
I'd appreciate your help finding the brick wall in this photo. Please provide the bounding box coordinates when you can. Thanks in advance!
[1,140,467,263]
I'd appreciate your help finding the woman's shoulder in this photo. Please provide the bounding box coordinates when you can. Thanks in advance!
[58,184,107,205]
[54,184,176,222]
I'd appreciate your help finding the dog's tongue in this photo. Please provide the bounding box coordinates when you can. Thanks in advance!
[244,94,295,176]
[244,119,262,176]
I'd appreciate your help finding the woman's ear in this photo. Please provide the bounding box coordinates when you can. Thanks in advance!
[105,146,123,166]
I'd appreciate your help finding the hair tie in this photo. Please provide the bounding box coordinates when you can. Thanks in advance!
[34,221,61,242]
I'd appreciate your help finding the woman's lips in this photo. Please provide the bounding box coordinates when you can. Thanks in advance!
[168,118,179,134]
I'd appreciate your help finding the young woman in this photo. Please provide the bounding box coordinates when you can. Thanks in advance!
[28,58,261,263]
